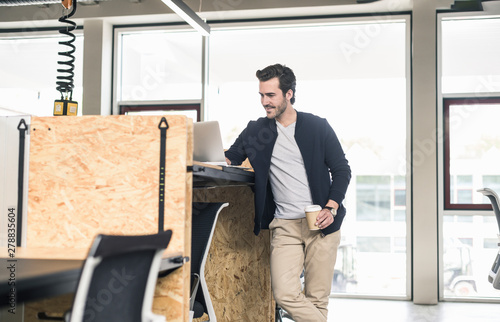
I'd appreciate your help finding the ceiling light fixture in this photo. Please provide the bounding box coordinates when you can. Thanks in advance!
[161,0,210,36]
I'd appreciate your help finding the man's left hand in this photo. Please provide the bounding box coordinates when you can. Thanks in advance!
[316,208,335,229]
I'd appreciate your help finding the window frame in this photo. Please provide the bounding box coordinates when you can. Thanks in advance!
[443,97,500,210]
[112,24,204,116]
[119,103,200,121]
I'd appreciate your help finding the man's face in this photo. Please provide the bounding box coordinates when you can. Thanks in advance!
[259,77,289,120]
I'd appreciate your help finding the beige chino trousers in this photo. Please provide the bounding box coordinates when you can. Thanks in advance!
[270,218,341,322]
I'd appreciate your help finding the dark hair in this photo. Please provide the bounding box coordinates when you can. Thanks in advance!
[256,64,296,105]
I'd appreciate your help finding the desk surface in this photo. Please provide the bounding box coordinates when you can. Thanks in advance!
[0,252,184,308]
[1,258,82,307]
[191,161,255,188]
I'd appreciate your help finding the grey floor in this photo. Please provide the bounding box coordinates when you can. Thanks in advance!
[282,298,500,321]
[328,298,500,322]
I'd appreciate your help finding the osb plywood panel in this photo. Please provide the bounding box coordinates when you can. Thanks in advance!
[154,268,185,319]
[193,186,274,322]
[24,293,73,322]
[27,115,188,251]
[153,118,193,322]
[183,119,194,319]
[26,115,191,322]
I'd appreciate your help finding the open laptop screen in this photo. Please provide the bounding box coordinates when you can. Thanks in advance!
[193,121,227,166]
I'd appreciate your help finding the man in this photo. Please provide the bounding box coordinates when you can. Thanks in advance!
[225,64,351,321]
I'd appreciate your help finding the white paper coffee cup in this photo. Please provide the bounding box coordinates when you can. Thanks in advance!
[304,205,322,230]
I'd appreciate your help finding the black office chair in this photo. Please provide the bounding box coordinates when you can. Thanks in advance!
[38,230,173,322]
[478,188,500,289]
[190,202,228,321]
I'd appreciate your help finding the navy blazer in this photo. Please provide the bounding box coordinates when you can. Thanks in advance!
[225,111,351,236]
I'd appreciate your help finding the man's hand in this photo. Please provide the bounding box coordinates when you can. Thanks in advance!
[316,208,335,229]
[315,200,338,229]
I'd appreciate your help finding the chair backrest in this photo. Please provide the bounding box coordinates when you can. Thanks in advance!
[191,202,228,319]
[478,188,500,232]
[68,230,172,322]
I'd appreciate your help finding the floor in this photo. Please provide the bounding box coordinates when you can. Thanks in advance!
[282,298,500,322]
[329,298,500,322]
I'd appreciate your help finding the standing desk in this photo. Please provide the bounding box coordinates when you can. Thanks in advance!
[192,162,275,321]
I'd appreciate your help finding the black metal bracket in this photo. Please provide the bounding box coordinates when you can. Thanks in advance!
[16,119,28,247]
[158,117,169,233]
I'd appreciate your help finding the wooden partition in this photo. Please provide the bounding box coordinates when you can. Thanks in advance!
[193,186,274,321]
[23,115,192,322]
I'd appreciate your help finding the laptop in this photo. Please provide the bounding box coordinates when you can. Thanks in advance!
[193,121,228,166]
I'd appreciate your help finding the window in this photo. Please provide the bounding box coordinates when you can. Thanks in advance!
[442,215,500,298]
[482,175,500,203]
[208,18,410,298]
[0,32,83,116]
[394,190,406,207]
[357,236,391,253]
[440,15,500,300]
[484,238,497,249]
[114,27,202,115]
[444,98,500,210]
[441,17,500,95]
[356,176,391,222]
[119,104,200,121]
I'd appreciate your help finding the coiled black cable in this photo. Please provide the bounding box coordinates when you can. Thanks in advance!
[56,0,77,100]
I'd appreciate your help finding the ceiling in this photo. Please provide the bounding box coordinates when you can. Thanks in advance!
[0,0,499,30]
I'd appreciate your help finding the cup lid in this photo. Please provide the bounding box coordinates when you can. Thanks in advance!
[304,205,322,212]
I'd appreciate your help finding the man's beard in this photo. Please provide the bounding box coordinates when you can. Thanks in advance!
[265,97,287,119]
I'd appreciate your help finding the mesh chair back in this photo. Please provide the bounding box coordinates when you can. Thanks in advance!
[191,202,227,317]
[478,188,500,289]
[69,230,172,322]
[478,188,500,232]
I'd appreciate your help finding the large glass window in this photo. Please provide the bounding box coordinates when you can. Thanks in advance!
[441,17,500,94]
[356,176,391,222]
[0,32,83,116]
[115,28,202,108]
[208,18,410,297]
[440,15,500,300]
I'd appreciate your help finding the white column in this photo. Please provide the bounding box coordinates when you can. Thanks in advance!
[82,19,113,115]
[412,0,439,304]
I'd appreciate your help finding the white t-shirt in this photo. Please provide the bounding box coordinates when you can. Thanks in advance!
[269,121,313,219]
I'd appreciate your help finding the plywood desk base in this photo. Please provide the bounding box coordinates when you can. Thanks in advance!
[194,186,274,321]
